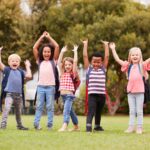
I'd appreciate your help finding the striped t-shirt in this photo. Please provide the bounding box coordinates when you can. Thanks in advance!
[87,67,106,95]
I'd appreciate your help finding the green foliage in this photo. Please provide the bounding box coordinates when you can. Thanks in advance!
[1,0,150,113]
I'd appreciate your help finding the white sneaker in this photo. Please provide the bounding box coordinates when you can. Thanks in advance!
[58,127,68,132]
[136,127,143,134]
[124,126,134,133]
[35,126,42,130]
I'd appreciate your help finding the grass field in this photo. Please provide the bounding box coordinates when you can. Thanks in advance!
[0,115,150,150]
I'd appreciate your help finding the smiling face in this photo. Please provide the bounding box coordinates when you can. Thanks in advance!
[64,60,73,73]
[42,46,51,61]
[8,54,21,70]
[91,56,103,70]
[129,47,142,64]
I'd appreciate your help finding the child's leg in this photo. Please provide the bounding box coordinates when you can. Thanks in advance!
[128,93,136,127]
[34,86,45,128]
[125,93,136,133]
[45,86,55,129]
[58,95,73,131]
[1,94,13,128]
[63,96,73,125]
[70,107,78,125]
[136,93,144,133]
[94,94,105,130]
[86,94,96,132]
[70,106,79,130]
[13,94,23,128]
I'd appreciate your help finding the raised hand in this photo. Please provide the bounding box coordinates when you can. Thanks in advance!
[61,46,67,53]
[101,40,109,45]
[82,39,88,45]
[24,60,31,68]
[0,46,3,52]
[109,42,116,50]
[72,45,79,52]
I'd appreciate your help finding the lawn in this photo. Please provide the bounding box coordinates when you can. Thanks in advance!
[0,115,150,150]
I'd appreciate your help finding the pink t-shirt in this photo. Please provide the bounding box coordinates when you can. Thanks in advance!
[38,61,55,86]
[121,61,150,93]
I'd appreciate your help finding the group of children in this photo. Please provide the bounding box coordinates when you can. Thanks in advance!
[0,31,150,134]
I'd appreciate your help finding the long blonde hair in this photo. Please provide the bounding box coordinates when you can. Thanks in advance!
[128,47,148,79]
[62,57,73,72]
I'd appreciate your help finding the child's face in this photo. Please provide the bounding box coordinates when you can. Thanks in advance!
[43,47,51,61]
[130,51,141,64]
[91,57,103,70]
[64,60,73,73]
[9,57,20,70]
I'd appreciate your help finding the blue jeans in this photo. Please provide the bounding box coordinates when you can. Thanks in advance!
[128,93,144,127]
[61,95,78,125]
[34,85,55,128]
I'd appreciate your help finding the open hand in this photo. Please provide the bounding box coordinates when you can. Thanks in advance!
[24,60,31,68]
[72,45,79,52]
[61,46,67,52]
[82,39,88,45]
[0,46,3,52]
[101,40,109,45]
[109,42,116,50]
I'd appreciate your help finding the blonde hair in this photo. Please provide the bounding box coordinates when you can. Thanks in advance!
[128,47,148,79]
[62,57,73,72]
[8,54,21,63]
[128,47,143,63]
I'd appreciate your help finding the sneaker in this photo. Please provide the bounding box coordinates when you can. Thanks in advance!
[48,126,53,131]
[17,126,29,130]
[93,126,104,132]
[136,127,143,134]
[124,126,134,133]
[0,126,6,130]
[86,130,92,133]
[34,126,42,130]
[58,127,68,132]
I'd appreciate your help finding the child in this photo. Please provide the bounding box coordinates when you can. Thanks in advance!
[57,45,79,132]
[109,42,150,134]
[33,31,59,130]
[83,39,109,132]
[0,46,32,130]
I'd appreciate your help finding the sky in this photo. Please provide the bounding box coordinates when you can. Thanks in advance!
[20,0,31,15]
[136,0,150,5]
[20,0,150,15]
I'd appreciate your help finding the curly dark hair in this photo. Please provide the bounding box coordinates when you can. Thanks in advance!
[38,44,54,61]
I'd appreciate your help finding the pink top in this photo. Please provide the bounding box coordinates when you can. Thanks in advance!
[121,61,150,93]
[59,72,75,92]
[38,61,55,86]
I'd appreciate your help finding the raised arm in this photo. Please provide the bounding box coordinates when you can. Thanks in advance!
[57,46,67,75]
[24,60,32,79]
[0,47,5,71]
[101,40,109,68]
[82,39,89,69]
[45,32,60,60]
[33,33,45,62]
[109,42,124,66]
[72,45,79,73]
[144,58,150,64]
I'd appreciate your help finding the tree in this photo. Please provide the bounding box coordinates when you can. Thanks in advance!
[44,0,150,114]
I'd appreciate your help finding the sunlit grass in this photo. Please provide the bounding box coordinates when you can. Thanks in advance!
[0,115,150,150]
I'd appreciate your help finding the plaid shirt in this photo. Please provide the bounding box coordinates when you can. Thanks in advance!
[60,72,75,92]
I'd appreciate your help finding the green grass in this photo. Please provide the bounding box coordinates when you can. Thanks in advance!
[0,115,150,150]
